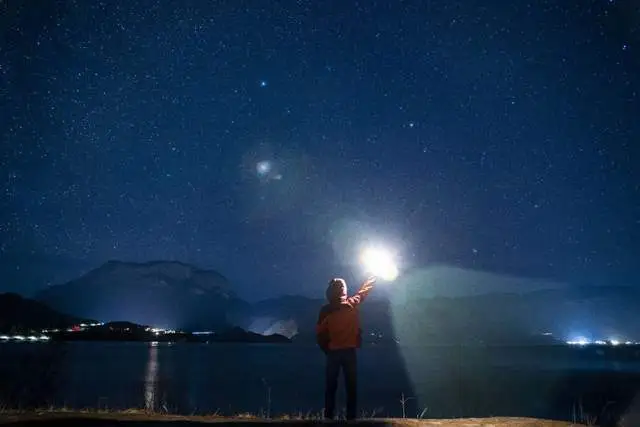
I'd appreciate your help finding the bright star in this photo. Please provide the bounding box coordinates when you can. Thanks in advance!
[260,80,268,87]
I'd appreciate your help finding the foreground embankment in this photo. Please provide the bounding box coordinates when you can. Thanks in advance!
[0,412,589,426]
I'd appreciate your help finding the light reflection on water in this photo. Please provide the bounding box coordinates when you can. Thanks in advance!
[144,342,159,411]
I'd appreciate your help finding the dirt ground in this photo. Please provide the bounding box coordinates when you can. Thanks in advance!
[0,412,589,427]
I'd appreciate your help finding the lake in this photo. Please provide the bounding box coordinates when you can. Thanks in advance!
[1,342,639,426]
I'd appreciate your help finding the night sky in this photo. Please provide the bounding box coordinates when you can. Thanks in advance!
[1,0,638,301]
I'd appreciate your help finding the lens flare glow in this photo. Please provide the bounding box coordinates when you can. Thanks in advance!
[360,246,399,281]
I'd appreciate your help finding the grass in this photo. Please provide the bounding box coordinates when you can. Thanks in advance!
[0,406,592,426]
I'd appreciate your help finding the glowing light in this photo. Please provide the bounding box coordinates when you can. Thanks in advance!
[360,246,399,281]
[610,339,620,346]
[566,337,590,346]
[256,160,271,176]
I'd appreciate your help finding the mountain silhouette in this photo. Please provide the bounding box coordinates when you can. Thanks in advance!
[0,292,92,333]
[36,260,247,330]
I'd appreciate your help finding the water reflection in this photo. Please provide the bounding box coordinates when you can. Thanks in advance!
[144,342,159,410]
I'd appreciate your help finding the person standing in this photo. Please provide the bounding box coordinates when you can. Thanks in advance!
[316,275,376,420]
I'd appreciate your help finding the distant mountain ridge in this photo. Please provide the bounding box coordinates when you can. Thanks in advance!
[36,260,246,331]
[33,260,640,344]
[0,293,93,333]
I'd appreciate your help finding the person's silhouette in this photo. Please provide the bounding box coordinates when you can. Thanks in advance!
[316,275,376,420]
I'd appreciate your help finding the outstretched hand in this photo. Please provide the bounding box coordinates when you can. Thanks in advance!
[360,275,377,292]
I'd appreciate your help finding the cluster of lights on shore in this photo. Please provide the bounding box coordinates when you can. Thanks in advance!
[0,334,51,342]
[0,322,107,342]
[146,327,178,336]
[0,322,185,343]
[566,337,640,346]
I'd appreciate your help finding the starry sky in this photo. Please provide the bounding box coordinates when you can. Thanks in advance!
[1,0,638,301]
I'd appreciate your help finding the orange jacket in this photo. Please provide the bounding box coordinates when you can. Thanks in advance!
[316,281,371,352]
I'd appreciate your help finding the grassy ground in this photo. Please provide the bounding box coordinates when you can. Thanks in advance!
[0,409,590,426]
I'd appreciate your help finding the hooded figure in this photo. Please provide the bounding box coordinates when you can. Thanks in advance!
[316,276,376,420]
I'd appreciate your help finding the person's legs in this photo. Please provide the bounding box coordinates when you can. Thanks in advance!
[324,350,341,420]
[343,348,358,420]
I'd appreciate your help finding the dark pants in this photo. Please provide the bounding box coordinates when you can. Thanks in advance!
[324,348,357,420]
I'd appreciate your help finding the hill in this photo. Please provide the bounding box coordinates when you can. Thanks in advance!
[0,292,92,333]
[35,260,247,331]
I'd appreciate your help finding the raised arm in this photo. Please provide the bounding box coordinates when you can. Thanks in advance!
[346,276,377,306]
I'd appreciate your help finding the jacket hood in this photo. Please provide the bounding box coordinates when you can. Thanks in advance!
[326,278,347,303]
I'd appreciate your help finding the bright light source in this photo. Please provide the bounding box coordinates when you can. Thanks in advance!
[567,337,590,346]
[610,339,620,346]
[360,246,399,281]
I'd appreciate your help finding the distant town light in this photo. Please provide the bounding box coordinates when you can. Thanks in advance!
[566,337,590,346]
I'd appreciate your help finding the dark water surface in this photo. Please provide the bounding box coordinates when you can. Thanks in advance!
[1,342,639,425]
